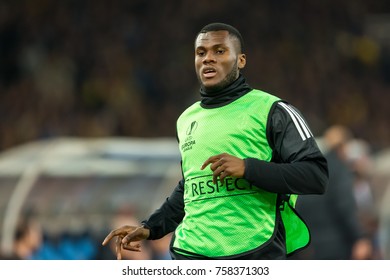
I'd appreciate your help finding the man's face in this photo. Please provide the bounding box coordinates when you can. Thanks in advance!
[195,30,246,91]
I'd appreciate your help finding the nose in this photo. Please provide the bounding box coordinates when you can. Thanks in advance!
[203,51,216,64]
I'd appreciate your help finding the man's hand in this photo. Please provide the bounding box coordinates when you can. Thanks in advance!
[102,225,150,260]
[201,153,245,184]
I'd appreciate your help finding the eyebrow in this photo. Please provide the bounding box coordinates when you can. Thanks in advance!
[195,43,228,50]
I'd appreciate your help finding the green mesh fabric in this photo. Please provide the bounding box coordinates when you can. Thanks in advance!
[174,90,283,257]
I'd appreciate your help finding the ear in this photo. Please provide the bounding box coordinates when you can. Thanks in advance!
[237,54,246,69]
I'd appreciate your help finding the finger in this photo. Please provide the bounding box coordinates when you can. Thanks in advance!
[200,158,214,170]
[123,243,142,252]
[116,237,122,260]
[219,170,229,184]
[102,236,115,246]
[102,228,124,245]
[210,158,224,171]
[122,228,139,244]
[212,165,225,184]
[102,233,115,246]
[201,154,222,170]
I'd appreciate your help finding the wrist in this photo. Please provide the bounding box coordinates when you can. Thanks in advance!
[140,223,151,239]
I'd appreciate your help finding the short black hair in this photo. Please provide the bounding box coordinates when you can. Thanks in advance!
[197,22,244,53]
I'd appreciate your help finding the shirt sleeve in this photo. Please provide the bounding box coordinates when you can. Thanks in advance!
[142,178,185,240]
[244,101,328,195]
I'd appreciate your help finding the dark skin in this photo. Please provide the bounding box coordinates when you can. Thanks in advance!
[102,225,149,260]
[102,30,247,259]
[201,153,245,185]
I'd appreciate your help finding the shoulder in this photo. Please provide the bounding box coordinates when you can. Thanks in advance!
[249,88,281,103]
[269,101,314,141]
[178,101,201,119]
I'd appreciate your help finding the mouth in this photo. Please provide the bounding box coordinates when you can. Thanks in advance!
[202,67,217,78]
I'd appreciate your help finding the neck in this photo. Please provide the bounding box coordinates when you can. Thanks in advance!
[200,74,252,108]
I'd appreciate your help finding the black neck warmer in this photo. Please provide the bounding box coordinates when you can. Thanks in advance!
[200,74,253,108]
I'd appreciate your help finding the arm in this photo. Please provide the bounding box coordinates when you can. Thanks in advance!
[142,179,185,240]
[244,102,328,195]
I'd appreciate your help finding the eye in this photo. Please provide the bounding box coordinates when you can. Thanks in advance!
[196,50,205,56]
[216,48,225,54]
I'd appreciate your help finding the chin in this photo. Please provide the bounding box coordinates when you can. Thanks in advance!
[202,82,215,88]
[202,79,220,89]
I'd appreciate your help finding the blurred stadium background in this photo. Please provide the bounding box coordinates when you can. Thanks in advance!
[0,0,389,259]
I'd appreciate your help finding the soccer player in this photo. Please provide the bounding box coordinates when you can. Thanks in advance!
[102,22,328,260]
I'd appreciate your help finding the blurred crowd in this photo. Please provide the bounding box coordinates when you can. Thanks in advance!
[0,0,389,152]
[0,207,173,260]
[295,125,382,260]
